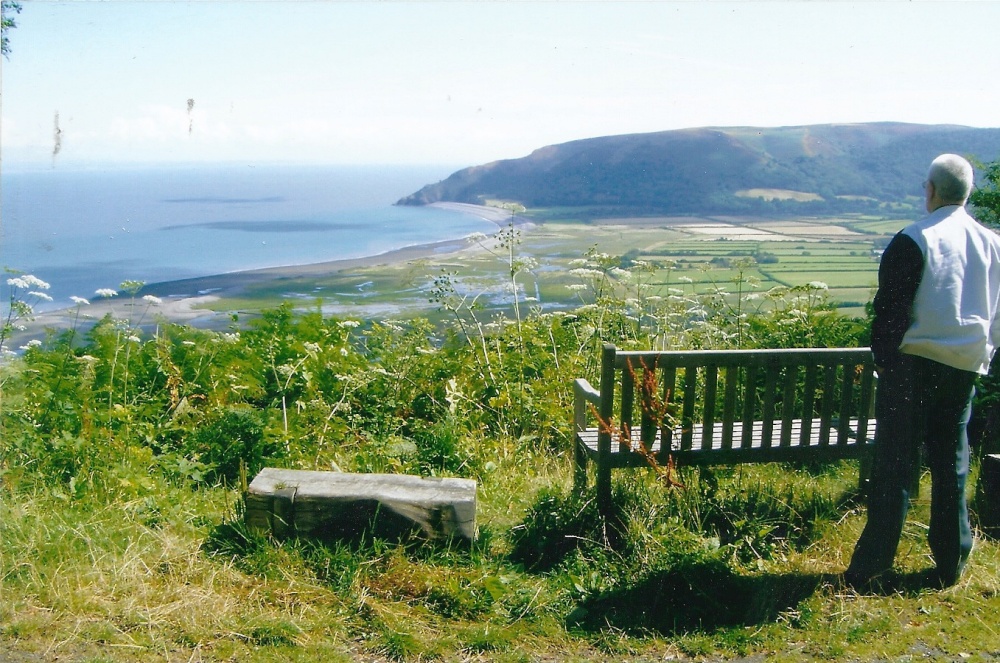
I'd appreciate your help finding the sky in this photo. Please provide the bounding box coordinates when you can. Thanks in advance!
[2,1,1000,169]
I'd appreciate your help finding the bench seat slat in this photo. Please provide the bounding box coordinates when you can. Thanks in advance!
[577,417,875,465]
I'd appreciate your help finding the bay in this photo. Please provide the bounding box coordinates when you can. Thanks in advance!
[0,164,493,311]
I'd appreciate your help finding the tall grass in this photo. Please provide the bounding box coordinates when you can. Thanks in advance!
[1,248,999,661]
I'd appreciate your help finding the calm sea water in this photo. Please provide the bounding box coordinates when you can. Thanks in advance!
[0,164,493,311]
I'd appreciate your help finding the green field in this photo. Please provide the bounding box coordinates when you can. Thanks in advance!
[192,213,895,327]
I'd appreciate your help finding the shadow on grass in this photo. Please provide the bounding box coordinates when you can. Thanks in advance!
[847,568,952,596]
[568,557,832,635]
[201,508,482,581]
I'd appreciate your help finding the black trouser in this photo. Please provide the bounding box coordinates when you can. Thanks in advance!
[847,354,975,585]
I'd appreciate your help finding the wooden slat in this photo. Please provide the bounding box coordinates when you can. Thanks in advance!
[836,363,854,445]
[577,415,877,464]
[741,363,759,450]
[620,358,636,453]
[659,366,677,460]
[639,363,657,452]
[721,365,738,450]
[760,360,779,449]
[780,364,798,447]
[681,366,697,451]
[702,364,719,450]
[615,347,874,370]
[856,363,876,443]
[818,364,838,446]
[800,363,818,446]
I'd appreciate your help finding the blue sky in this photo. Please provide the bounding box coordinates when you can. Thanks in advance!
[2,1,999,169]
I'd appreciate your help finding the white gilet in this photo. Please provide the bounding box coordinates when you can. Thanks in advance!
[899,205,1000,374]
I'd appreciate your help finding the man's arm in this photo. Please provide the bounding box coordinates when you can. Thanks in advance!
[871,232,923,368]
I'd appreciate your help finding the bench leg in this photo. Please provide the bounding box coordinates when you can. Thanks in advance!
[596,462,612,518]
[574,438,589,491]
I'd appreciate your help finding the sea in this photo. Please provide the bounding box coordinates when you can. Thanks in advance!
[0,164,495,312]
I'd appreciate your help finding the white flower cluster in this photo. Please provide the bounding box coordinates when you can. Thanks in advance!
[6,275,50,291]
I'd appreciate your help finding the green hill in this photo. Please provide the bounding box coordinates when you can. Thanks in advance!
[398,123,1000,216]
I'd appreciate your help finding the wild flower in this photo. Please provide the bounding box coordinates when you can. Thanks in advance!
[609,267,632,281]
[142,294,163,305]
[445,377,463,414]
[569,268,604,279]
[7,275,50,291]
[466,232,489,243]
[338,320,360,328]
[807,281,829,290]
[513,256,538,272]
[19,338,42,351]
[95,288,118,298]
[28,291,52,302]
[70,296,90,306]
[565,284,588,292]
[677,276,694,284]
[119,280,145,295]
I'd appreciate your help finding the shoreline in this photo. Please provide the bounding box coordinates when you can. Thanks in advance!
[20,203,531,336]
[139,201,532,299]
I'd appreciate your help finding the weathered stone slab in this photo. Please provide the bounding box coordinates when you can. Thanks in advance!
[976,454,1000,540]
[245,468,477,541]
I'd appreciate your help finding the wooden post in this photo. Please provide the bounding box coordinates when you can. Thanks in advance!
[596,343,617,517]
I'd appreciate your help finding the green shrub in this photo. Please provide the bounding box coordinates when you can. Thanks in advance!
[186,405,273,484]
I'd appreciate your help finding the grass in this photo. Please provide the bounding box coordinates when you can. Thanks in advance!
[3,457,1000,661]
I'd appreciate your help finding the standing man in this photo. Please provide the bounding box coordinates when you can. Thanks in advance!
[845,153,1000,588]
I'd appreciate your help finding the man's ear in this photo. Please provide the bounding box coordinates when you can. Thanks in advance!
[925,180,941,212]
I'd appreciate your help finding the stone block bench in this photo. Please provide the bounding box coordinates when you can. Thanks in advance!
[245,468,477,541]
[574,344,878,516]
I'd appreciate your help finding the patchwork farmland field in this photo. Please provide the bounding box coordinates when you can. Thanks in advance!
[187,212,899,322]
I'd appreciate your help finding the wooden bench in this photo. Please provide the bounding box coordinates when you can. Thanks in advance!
[574,344,878,515]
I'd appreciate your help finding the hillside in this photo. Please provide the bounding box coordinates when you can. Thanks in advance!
[398,123,1000,216]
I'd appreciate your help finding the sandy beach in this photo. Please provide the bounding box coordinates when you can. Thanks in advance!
[17,203,531,341]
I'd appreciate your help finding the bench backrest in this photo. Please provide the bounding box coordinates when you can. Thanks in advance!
[593,343,876,459]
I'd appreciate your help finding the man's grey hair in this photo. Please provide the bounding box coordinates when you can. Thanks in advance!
[928,153,974,204]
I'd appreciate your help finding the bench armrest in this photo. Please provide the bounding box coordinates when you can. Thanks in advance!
[573,378,601,432]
